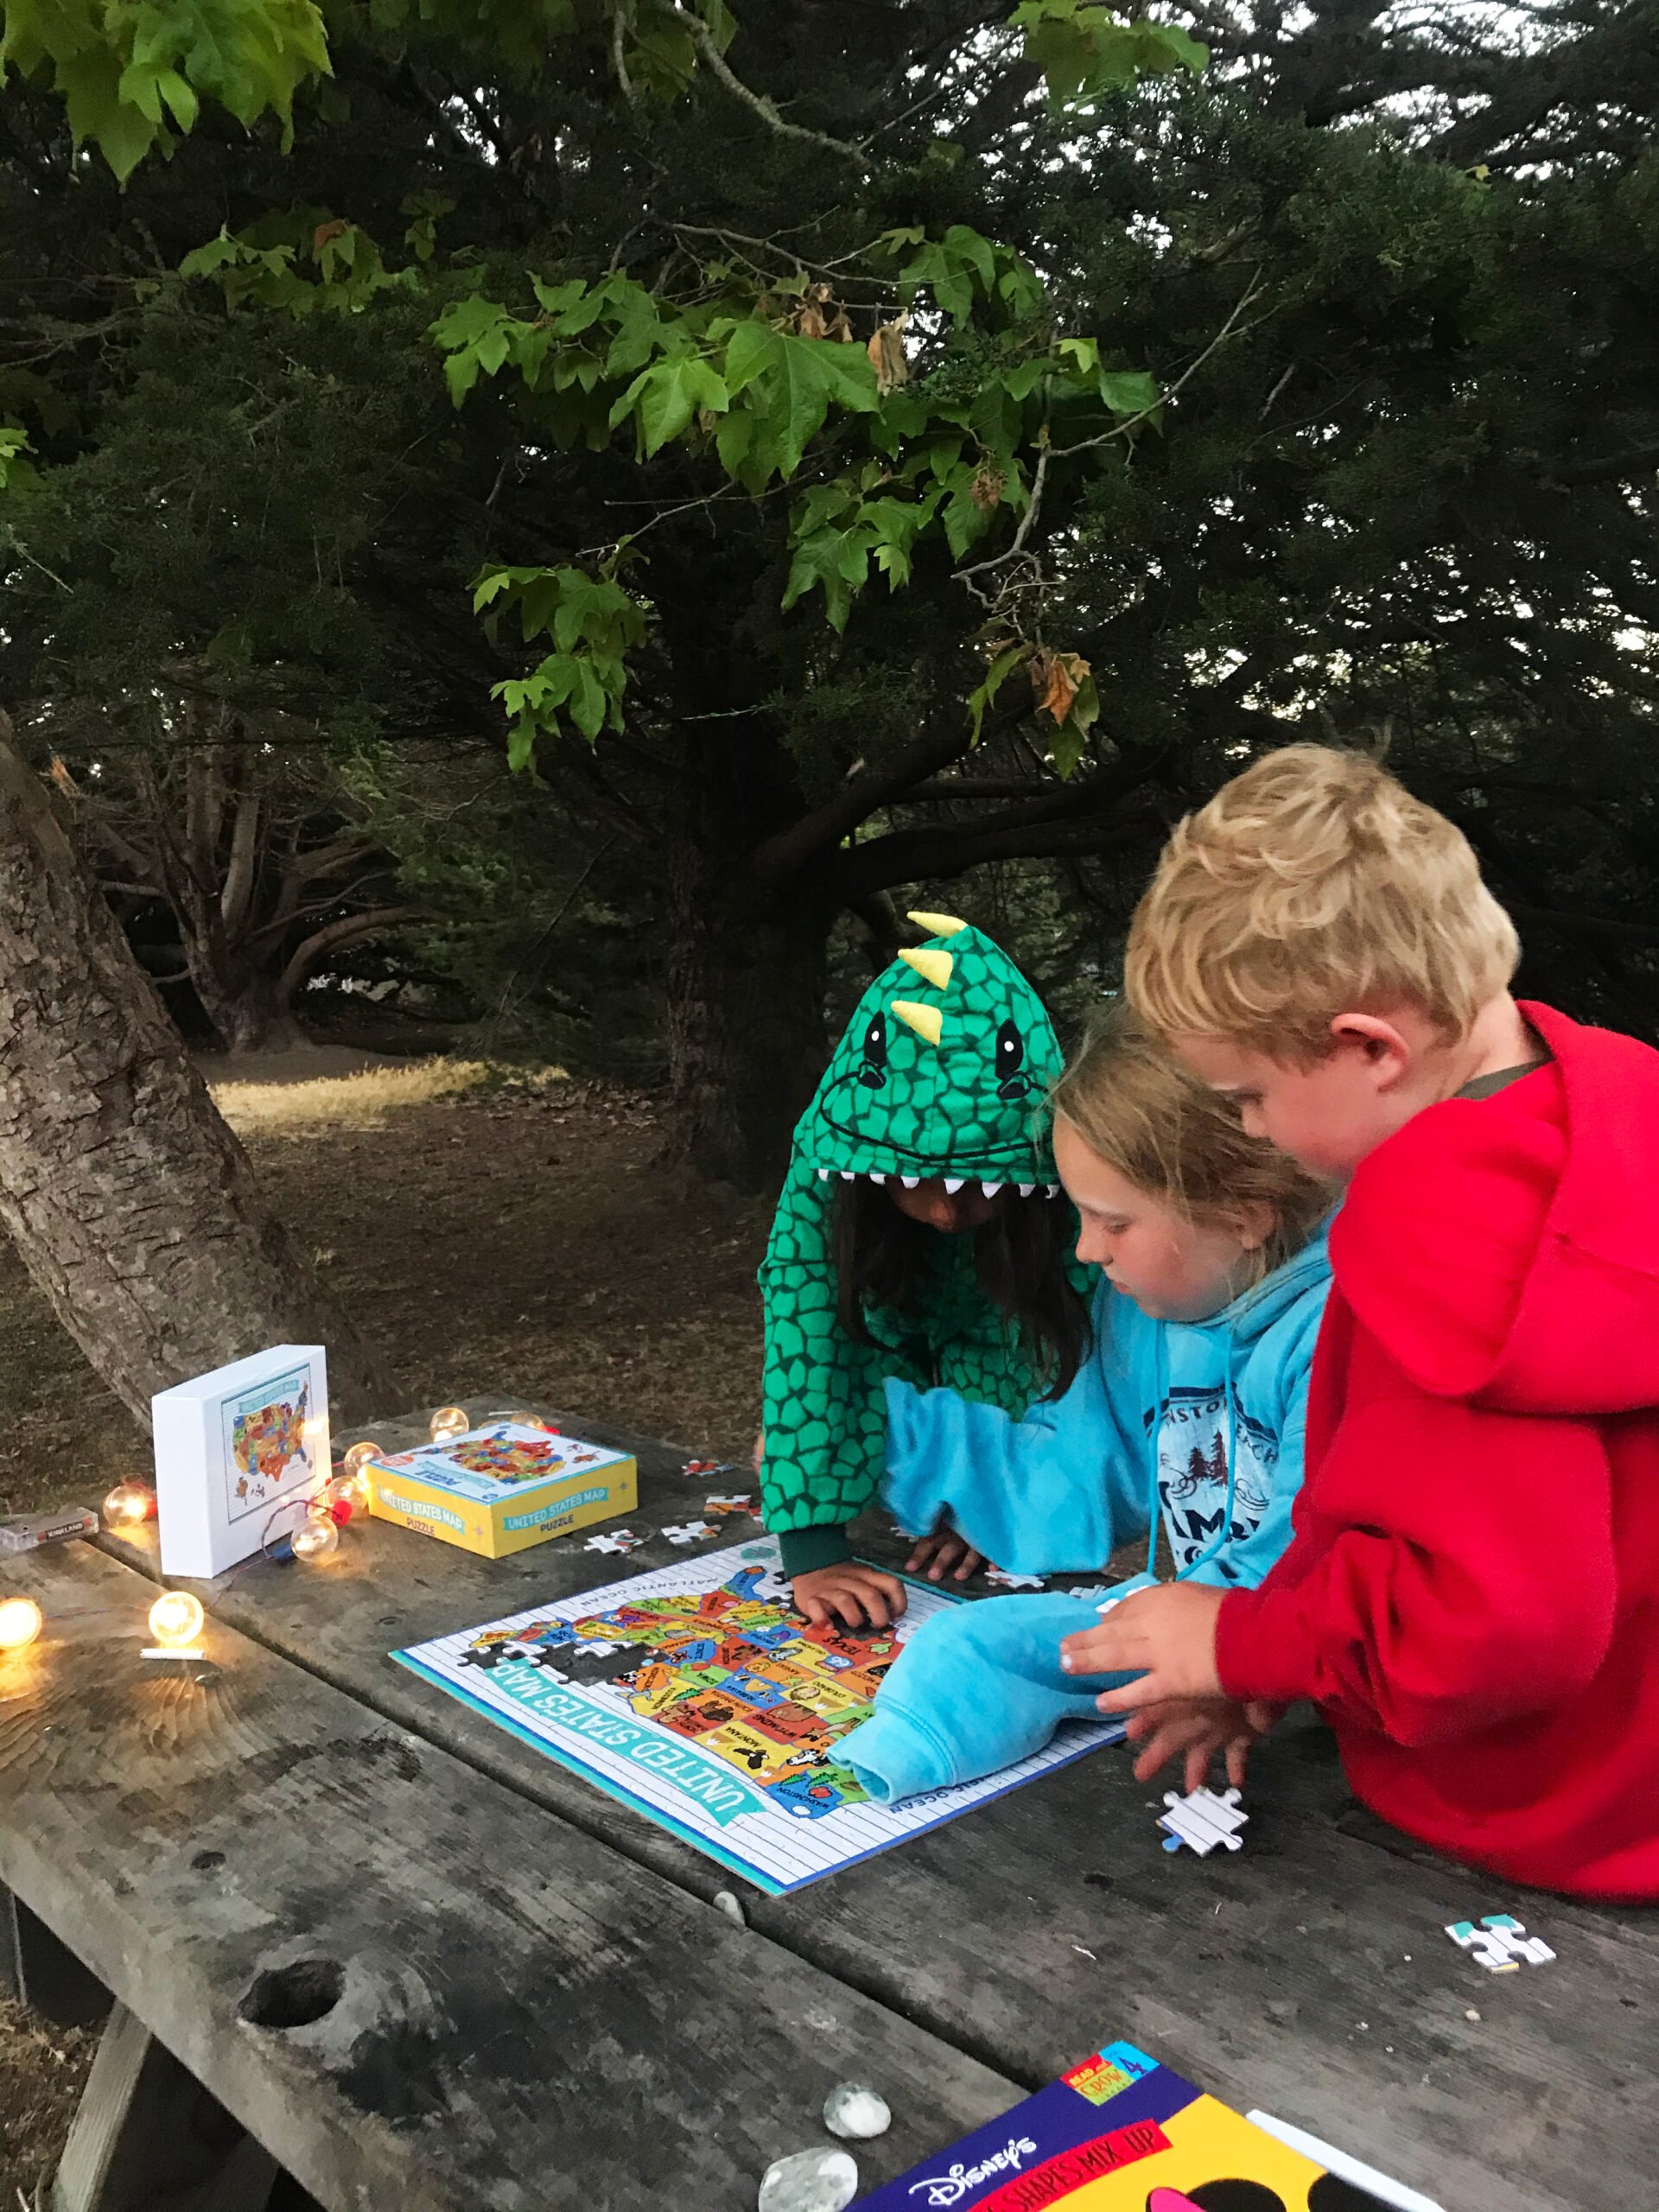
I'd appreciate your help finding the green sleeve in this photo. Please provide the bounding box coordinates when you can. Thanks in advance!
[757,1160,927,1548]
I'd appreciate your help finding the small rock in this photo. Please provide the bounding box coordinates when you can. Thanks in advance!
[758,2146,859,2212]
[1465,2007,1481,2022]
[823,2082,891,2139]
[713,1890,747,1928]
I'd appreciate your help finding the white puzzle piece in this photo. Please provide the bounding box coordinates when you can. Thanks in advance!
[663,1520,717,1545]
[1446,1915,1554,1972]
[1159,1784,1249,1856]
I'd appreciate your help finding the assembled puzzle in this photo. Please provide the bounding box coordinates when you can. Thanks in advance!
[394,1537,1124,1893]
[365,1421,637,1560]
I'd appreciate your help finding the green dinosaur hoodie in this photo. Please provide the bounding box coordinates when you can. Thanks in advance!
[759,913,1085,1576]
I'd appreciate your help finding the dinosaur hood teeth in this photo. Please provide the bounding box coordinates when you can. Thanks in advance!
[981,1182,1002,1198]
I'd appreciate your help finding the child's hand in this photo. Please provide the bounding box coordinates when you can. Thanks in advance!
[752,1429,766,1474]
[1059,1581,1226,1708]
[792,1561,908,1630]
[905,1529,993,1584]
[1122,1696,1266,1793]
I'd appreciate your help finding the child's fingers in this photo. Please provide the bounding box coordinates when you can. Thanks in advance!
[1182,1741,1211,1795]
[1058,1630,1116,1674]
[1095,1671,1155,1715]
[1225,1734,1252,1790]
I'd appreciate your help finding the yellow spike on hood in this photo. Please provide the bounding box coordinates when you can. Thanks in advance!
[906,908,968,938]
[890,998,944,1047]
[897,945,954,992]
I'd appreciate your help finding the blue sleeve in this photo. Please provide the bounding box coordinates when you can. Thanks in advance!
[1185,1320,1315,1592]
[880,1286,1159,1577]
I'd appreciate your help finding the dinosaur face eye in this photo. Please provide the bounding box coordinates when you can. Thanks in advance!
[859,1010,888,1088]
[995,1019,1029,1097]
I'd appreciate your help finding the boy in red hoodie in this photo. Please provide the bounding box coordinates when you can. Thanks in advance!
[1061,742,1659,1899]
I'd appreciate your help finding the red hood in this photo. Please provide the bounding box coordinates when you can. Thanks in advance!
[1330,1001,1659,1414]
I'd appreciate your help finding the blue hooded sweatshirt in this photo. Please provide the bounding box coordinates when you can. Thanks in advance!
[837,1225,1331,1804]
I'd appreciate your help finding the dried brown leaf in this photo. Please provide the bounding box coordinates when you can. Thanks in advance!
[970,464,1006,512]
[1030,648,1089,725]
[867,318,910,396]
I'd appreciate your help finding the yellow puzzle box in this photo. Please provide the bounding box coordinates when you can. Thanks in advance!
[366,1421,637,1560]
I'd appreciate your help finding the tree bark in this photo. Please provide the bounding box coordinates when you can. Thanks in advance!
[0,714,397,1426]
[659,723,836,1191]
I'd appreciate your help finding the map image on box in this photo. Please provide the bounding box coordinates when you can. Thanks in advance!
[221,1366,315,1526]
[370,1422,620,1503]
[440,1431,580,1484]
[366,1421,637,1560]
[394,1538,1124,1893]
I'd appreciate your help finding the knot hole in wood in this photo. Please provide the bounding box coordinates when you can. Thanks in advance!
[238,1957,346,2031]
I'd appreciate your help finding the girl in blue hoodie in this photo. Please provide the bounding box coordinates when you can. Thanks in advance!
[839,1006,1334,1804]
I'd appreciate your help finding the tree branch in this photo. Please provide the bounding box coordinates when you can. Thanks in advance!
[751,720,979,887]
[665,4,871,173]
[277,906,423,1007]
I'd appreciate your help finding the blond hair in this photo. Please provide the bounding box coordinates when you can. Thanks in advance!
[1052,1003,1332,1283]
[1123,744,1520,1059]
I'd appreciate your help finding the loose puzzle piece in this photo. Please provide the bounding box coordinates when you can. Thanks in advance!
[984,1570,1046,1591]
[1446,1914,1555,1973]
[584,1529,645,1554]
[702,1494,756,1517]
[664,1521,717,1545]
[1158,1785,1249,1856]
[681,1459,738,1478]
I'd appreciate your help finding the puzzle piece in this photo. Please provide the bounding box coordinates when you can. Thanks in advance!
[681,1459,738,1478]
[702,1494,755,1517]
[664,1521,717,1545]
[1158,1785,1249,1857]
[984,1569,1046,1591]
[584,1529,644,1554]
[1446,1915,1555,1972]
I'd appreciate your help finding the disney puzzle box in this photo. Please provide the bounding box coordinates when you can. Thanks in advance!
[365,1420,637,1560]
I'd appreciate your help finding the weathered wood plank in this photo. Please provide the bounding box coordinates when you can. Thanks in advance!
[52,2000,278,2212]
[0,1539,1022,2211]
[101,1403,1659,2212]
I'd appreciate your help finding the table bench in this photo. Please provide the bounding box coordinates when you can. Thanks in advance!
[3,1398,1654,2209]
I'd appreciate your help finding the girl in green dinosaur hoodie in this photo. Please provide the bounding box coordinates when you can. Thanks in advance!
[758,912,1092,1628]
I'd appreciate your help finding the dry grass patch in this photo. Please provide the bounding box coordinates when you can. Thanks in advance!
[211,1058,563,1136]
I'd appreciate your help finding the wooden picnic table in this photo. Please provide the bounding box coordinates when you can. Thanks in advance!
[2,1398,1654,2211]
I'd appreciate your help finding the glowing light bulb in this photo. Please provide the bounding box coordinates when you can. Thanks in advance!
[103,1479,156,1528]
[291,1511,340,1564]
[0,1596,43,1651]
[148,1591,205,1649]
[341,1440,380,1483]
[429,1405,469,1443]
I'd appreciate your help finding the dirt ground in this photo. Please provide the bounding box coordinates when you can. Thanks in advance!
[0,1067,771,2199]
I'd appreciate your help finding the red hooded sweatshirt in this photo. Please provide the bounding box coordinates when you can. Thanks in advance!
[1214,1001,1659,1898]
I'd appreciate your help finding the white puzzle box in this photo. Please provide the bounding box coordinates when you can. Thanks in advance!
[153,1344,329,1578]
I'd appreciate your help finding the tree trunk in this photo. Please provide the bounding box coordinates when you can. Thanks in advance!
[659,730,835,1192]
[0,715,397,1426]
[193,962,310,1057]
